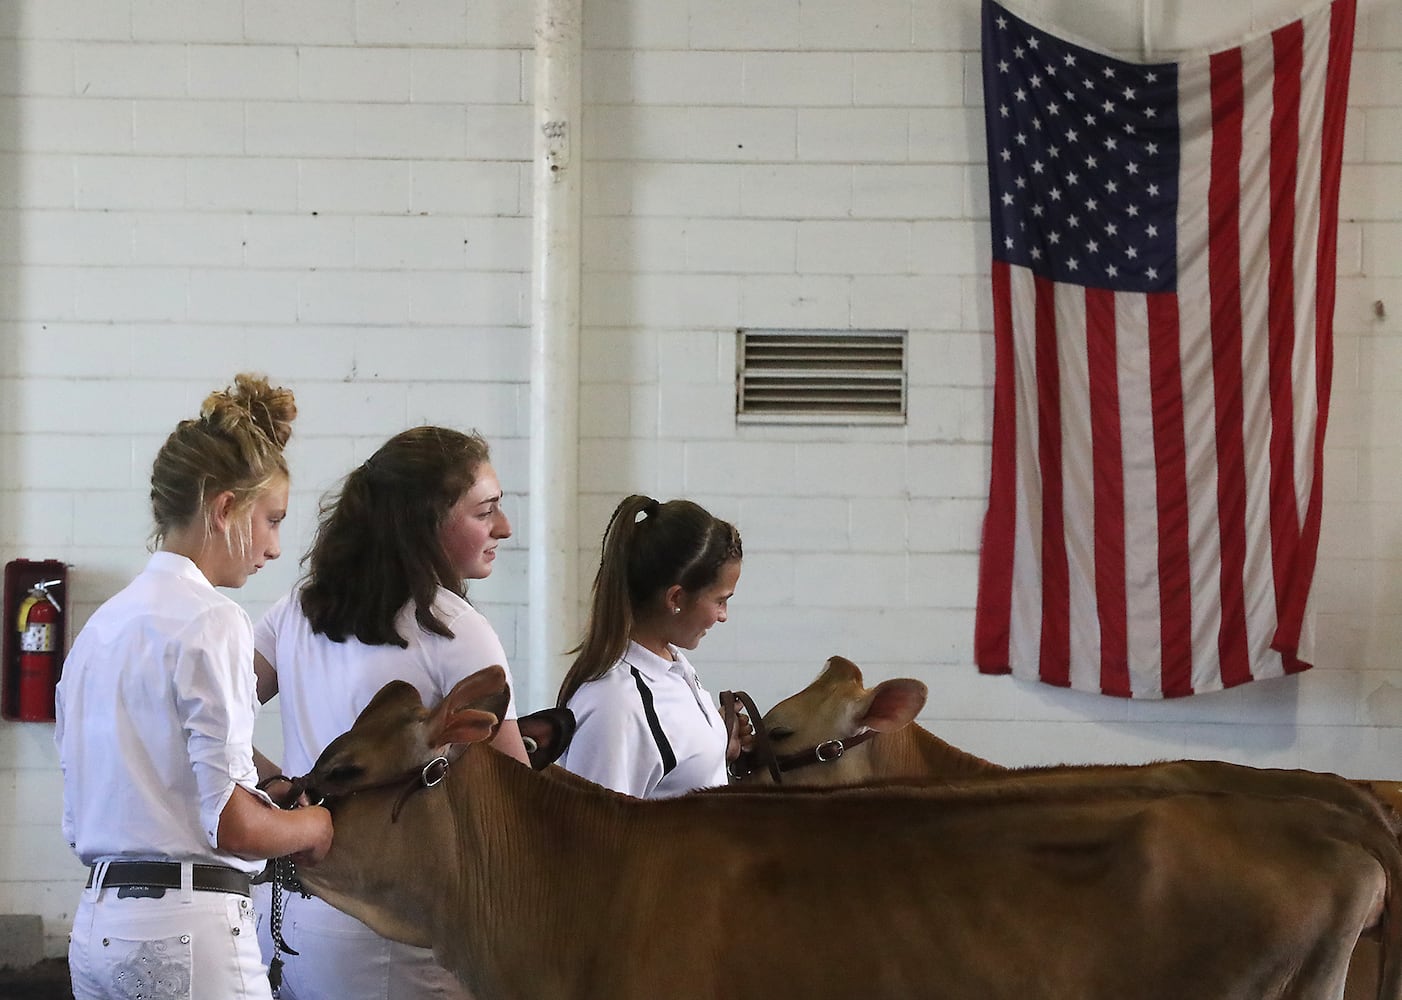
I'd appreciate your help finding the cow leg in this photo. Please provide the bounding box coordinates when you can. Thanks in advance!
[1274,856,1383,1000]
[1343,937,1379,1000]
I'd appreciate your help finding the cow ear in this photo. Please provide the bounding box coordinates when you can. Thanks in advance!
[358,680,425,723]
[426,666,509,746]
[433,708,501,748]
[439,666,508,715]
[858,679,927,732]
[822,655,863,685]
[517,707,577,770]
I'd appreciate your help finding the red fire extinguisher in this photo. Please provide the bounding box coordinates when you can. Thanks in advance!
[17,579,62,721]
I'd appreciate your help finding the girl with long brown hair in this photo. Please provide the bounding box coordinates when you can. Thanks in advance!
[252,424,528,1000]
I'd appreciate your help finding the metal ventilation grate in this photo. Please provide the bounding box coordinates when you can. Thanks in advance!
[736,329,907,425]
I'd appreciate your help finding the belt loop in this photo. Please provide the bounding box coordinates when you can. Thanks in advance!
[180,862,194,904]
[87,861,109,902]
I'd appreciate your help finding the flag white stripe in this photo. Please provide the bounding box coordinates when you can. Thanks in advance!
[1008,265,1044,675]
[1236,30,1282,684]
[1288,4,1332,667]
[1173,48,1223,693]
[1116,292,1166,697]
[1057,283,1099,692]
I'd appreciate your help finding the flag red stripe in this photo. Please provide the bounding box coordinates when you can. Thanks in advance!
[1148,293,1194,697]
[1036,275,1070,687]
[1267,21,1303,640]
[1086,288,1129,695]
[1276,0,1354,661]
[975,260,1017,672]
[1208,48,1253,688]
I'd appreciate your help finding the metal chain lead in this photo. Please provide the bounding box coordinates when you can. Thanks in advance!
[267,856,305,996]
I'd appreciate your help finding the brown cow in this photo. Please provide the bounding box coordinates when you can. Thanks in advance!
[734,655,1402,1000]
[736,656,1402,830]
[293,666,1402,1000]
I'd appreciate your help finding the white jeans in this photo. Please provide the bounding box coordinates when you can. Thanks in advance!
[70,876,268,1000]
[253,887,471,1000]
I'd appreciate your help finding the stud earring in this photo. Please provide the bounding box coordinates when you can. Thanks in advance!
[672,607,681,615]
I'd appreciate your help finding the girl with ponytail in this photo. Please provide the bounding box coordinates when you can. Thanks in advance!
[557,495,743,799]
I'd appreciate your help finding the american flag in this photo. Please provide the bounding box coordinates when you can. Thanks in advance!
[974,0,1356,697]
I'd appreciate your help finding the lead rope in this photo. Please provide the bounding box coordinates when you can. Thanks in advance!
[267,856,309,996]
[721,690,782,784]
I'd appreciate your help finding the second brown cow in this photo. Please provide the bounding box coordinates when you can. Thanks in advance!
[733,655,1402,1000]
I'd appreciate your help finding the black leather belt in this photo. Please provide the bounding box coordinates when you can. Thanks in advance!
[87,862,251,898]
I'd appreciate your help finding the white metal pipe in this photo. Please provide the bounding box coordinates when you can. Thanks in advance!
[1142,0,1153,61]
[527,0,582,711]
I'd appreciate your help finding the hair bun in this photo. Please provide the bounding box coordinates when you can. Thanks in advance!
[201,372,297,449]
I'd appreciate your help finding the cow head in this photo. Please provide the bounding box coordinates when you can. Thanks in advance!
[303,666,510,804]
[737,655,927,786]
[291,667,511,950]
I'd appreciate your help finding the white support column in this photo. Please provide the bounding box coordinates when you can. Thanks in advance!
[1142,0,1153,61]
[527,0,582,710]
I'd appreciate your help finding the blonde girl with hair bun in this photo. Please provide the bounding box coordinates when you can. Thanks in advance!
[56,372,333,1000]
[149,372,297,578]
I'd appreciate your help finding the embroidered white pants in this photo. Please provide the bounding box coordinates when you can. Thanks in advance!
[253,888,471,1000]
[69,882,268,1000]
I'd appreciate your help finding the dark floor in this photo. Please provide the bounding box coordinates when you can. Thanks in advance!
[0,959,72,1000]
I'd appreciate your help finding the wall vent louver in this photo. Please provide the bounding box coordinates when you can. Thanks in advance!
[736,329,907,425]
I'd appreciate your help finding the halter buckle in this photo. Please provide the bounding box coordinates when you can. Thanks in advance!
[814,739,845,763]
[421,756,450,787]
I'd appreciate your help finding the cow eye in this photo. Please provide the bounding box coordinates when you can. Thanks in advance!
[767,727,793,742]
[326,764,365,786]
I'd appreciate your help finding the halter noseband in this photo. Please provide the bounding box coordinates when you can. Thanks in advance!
[295,753,454,823]
[721,689,878,784]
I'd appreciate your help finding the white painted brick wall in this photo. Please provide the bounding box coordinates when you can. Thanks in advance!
[0,0,1399,961]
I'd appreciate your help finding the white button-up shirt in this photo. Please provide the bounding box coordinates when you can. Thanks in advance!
[55,552,266,874]
[560,641,728,799]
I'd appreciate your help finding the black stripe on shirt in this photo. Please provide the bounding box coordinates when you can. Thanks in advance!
[629,666,677,776]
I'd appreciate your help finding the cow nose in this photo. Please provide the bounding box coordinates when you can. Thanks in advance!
[290,776,324,807]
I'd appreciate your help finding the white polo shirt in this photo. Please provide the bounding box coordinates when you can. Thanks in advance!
[55,551,266,874]
[255,587,519,778]
[560,641,728,799]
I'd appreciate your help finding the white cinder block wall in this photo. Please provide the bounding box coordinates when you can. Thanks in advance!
[0,0,1398,957]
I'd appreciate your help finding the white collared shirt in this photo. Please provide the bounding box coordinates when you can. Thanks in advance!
[255,587,519,779]
[55,551,266,874]
[560,641,728,799]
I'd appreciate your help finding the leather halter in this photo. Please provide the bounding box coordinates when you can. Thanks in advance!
[293,753,454,823]
[721,689,878,785]
[721,690,781,783]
